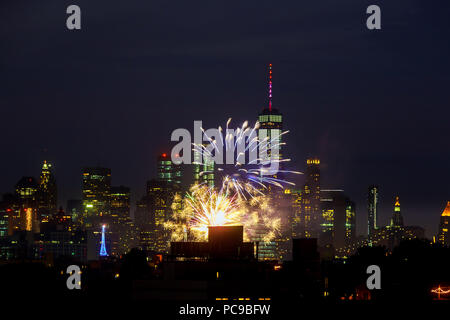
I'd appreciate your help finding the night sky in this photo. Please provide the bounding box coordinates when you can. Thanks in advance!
[1,1,449,237]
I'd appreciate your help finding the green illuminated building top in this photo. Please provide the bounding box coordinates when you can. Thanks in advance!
[390,196,404,227]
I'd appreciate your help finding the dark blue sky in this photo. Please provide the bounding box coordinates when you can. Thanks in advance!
[1,0,449,237]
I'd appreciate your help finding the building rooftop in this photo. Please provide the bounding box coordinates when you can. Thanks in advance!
[442,201,450,217]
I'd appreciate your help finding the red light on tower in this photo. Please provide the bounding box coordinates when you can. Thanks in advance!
[268,63,273,112]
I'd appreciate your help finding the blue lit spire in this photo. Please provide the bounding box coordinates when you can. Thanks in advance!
[99,224,108,257]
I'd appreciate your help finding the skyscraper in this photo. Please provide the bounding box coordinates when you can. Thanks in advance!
[367,185,378,237]
[390,196,404,227]
[437,201,450,247]
[257,64,282,167]
[82,167,111,259]
[251,64,284,260]
[158,153,182,185]
[144,179,176,253]
[300,159,321,238]
[110,185,134,255]
[193,148,214,187]
[137,153,183,253]
[320,190,355,252]
[37,160,57,222]
[82,167,111,228]
[12,177,39,233]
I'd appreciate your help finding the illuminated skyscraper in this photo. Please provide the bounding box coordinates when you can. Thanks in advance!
[251,64,284,260]
[367,185,378,237]
[137,152,183,253]
[110,186,135,255]
[144,179,177,253]
[158,153,182,185]
[37,160,57,222]
[12,177,39,233]
[110,186,130,223]
[437,201,450,247]
[300,159,321,238]
[258,64,282,166]
[82,167,111,227]
[193,148,214,187]
[390,196,404,227]
[320,190,355,251]
[82,167,111,260]
[290,188,303,238]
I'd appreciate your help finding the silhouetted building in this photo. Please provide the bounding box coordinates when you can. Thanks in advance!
[299,159,321,238]
[110,186,136,255]
[170,226,254,260]
[320,190,356,253]
[67,199,83,229]
[37,207,86,263]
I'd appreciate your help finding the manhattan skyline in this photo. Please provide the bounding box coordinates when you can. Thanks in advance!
[1,0,450,238]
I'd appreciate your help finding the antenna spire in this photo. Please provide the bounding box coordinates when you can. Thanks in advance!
[268,63,273,111]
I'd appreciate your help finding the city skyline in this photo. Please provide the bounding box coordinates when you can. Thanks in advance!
[1,1,449,238]
[2,1,450,310]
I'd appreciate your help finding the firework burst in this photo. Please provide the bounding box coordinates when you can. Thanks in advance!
[164,184,282,242]
[194,119,302,200]
[165,119,301,245]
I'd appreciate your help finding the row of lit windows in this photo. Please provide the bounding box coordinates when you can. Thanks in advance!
[259,115,282,123]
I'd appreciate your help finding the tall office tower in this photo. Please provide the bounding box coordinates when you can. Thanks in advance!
[367,185,379,237]
[110,186,132,255]
[82,167,111,228]
[345,200,356,244]
[110,186,130,223]
[134,196,150,230]
[248,64,284,260]
[145,179,176,253]
[157,153,182,185]
[11,177,39,233]
[82,167,111,259]
[390,196,404,227]
[300,159,321,238]
[320,190,356,251]
[193,148,214,188]
[37,160,57,222]
[437,201,450,246]
[257,64,282,168]
[290,188,303,238]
